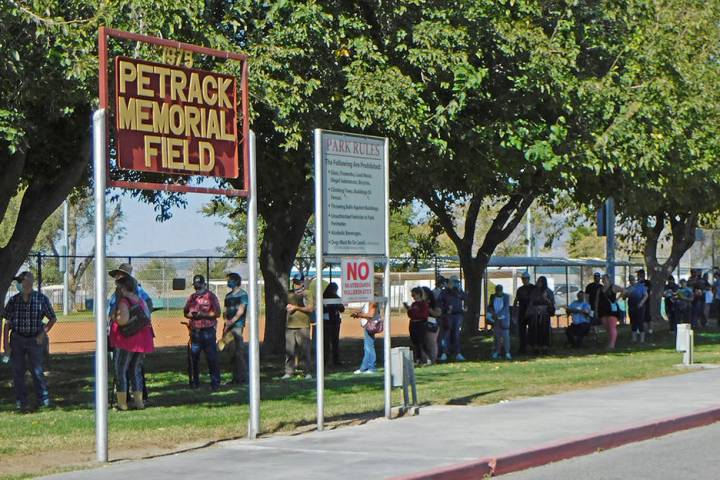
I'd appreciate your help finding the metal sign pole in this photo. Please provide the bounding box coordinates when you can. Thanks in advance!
[93,109,108,463]
[247,130,261,439]
[314,128,326,431]
[383,138,392,419]
[606,198,616,280]
[63,200,69,316]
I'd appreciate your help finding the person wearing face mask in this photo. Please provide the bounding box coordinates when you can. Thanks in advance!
[3,271,56,411]
[222,272,248,384]
[283,275,314,380]
[183,274,222,390]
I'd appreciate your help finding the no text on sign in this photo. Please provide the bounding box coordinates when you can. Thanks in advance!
[341,258,374,303]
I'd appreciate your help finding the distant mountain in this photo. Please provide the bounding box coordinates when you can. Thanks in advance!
[108,247,224,258]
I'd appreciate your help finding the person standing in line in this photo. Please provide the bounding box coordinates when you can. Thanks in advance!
[405,287,430,365]
[323,282,344,366]
[432,276,448,358]
[675,279,694,326]
[488,284,512,360]
[702,273,713,328]
[625,274,649,343]
[664,276,680,333]
[110,275,154,410]
[108,263,153,402]
[513,271,534,354]
[183,274,222,390]
[351,290,382,374]
[712,268,720,326]
[636,270,654,334]
[440,276,466,361]
[222,272,248,384]
[527,276,555,355]
[283,275,313,380]
[2,271,56,411]
[565,291,592,348]
[584,272,603,326]
[687,269,706,329]
[422,286,441,364]
[598,274,624,350]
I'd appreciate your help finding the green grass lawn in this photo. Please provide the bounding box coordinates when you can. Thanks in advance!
[2,326,720,479]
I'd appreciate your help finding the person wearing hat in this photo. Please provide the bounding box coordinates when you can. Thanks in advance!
[584,272,603,325]
[283,274,313,379]
[2,271,56,411]
[222,272,248,384]
[183,274,222,390]
[513,271,534,354]
[108,263,153,403]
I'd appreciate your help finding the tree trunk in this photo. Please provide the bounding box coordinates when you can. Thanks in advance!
[0,156,87,316]
[458,251,489,333]
[642,213,698,325]
[258,189,313,355]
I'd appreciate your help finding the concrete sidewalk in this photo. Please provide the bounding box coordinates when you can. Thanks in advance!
[45,367,720,480]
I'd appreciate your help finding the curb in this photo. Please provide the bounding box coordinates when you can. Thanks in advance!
[392,406,720,479]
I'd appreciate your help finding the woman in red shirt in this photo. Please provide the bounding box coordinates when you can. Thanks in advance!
[405,287,430,365]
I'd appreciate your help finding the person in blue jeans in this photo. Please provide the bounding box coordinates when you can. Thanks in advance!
[183,275,222,390]
[2,271,56,411]
[352,302,379,374]
[488,285,512,360]
[440,276,466,361]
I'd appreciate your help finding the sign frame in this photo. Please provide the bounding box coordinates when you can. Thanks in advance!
[98,27,250,197]
[313,129,392,432]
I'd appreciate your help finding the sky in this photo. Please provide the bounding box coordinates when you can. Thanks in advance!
[81,193,229,256]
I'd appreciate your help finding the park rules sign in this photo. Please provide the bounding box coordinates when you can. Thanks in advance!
[341,258,374,303]
[114,56,239,178]
[321,131,386,256]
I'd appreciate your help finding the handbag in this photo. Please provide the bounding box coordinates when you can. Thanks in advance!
[365,318,384,335]
[119,302,151,337]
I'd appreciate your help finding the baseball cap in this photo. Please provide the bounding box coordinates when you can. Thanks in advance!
[109,263,133,278]
[593,272,601,277]
[291,274,304,284]
[520,271,531,278]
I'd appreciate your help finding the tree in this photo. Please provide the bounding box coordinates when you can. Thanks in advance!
[336,1,639,332]
[572,0,720,322]
[568,225,605,259]
[0,1,232,314]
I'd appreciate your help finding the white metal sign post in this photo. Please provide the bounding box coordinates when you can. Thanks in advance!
[93,109,108,463]
[247,131,261,439]
[314,129,391,431]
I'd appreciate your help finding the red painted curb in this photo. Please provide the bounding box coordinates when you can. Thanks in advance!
[392,406,720,479]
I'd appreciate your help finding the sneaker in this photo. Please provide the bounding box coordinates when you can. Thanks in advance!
[353,369,364,375]
[455,353,466,361]
[425,359,432,365]
[304,374,313,380]
[491,351,499,360]
[439,353,448,362]
[281,373,293,380]
[505,353,512,361]
[362,369,377,374]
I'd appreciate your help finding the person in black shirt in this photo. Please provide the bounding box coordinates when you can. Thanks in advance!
[323,282,344,366]
[526,276,555,354]
[636,269,653,333]
[513,271,534,354]
[664,276,680,333]
[584,272,603,324]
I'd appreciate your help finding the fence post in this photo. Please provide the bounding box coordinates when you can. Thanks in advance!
[206,257,210,283]
[37,253,42,292]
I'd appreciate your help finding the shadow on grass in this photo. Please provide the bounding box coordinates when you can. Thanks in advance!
[2,325,718,414]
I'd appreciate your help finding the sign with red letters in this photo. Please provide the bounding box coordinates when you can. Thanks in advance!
[341,258,374,303]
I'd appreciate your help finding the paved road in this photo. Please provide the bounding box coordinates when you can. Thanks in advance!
[501,421,720,480]
[44,367,720,480]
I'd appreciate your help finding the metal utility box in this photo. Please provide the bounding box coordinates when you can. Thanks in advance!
[676,324,694,365]
[391,347,418,410]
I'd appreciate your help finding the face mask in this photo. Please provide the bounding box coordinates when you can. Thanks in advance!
[16,282,22,292]
[193,283,204,291]
[227,280,237,289]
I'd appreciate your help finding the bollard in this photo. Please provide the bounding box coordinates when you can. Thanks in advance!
[676,324,694,366]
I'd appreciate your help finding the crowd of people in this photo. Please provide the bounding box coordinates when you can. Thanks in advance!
[2,263,719,412]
